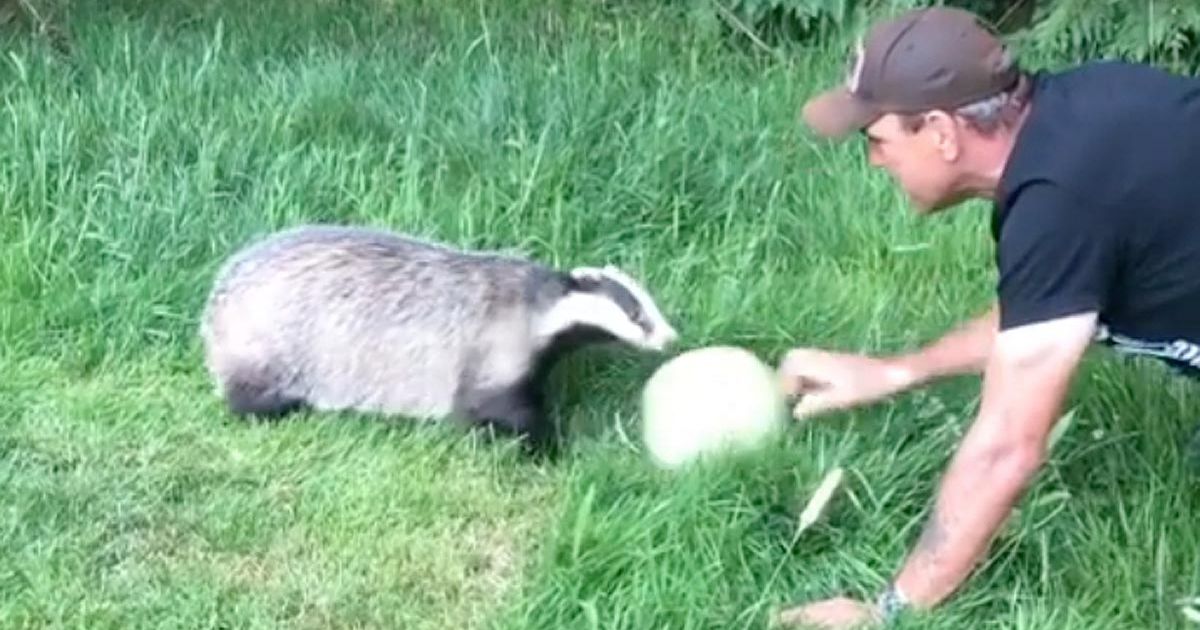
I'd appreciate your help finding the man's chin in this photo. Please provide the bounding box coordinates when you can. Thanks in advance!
[907,197,941,215]
[910,192,970,215]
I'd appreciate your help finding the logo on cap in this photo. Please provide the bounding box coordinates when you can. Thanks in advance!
[845,37,865,94]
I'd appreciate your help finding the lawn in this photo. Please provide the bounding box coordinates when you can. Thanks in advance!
[1,1,1198,628]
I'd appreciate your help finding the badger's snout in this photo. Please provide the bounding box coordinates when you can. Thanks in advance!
[642,322,679,352]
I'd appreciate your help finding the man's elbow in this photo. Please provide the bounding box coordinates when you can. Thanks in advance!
[973,440,1046,488]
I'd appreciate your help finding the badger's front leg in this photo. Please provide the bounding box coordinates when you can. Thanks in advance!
[452,379,553,455]
[219,361,308,420]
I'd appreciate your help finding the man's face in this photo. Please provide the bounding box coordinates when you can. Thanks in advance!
[861,112,967,214]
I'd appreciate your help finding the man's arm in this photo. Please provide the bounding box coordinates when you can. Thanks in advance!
[888,310,1097,611]
[887,303,999,388]
[889,179,1114,611]
[781,305,999,419]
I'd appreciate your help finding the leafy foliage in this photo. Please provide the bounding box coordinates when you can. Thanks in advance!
[698,0,1200,73]
[1016,0,1200,73]
[0,0,71,54]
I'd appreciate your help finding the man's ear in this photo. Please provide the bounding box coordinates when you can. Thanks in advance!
[922,110,961,161]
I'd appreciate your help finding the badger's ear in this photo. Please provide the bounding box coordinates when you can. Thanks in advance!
[567,266,605,292]
[569,266,605,280]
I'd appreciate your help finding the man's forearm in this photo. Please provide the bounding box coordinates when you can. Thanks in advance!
[887,304,998,387]
[886,313,1091,613]
[889,431,1042,609]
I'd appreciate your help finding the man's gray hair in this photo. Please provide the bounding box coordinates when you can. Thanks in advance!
[898,74,1030,135]
[954,88,1022,134]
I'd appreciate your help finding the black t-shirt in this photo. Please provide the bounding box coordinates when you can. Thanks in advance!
[992,60,1200,377]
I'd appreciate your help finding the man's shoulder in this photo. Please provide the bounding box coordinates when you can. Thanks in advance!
[1001,62,1148,185]
[1043,58,1183,83]
[1006,60,1200,163]
[995,60,1200,231]
[1031,59,1196,99]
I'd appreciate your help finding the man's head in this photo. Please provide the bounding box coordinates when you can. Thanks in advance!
[801,7,1031,212]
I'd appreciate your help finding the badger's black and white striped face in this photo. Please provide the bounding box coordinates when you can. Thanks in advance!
[535,265,677,351]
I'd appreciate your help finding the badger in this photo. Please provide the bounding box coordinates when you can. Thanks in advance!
[198,224,678,453]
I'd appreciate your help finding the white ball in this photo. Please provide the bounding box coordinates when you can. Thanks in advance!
[640,345,788,469]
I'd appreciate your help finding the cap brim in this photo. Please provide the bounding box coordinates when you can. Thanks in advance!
[800,87,881,140]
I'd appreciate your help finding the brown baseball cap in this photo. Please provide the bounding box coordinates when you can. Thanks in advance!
[801,7,1020,140]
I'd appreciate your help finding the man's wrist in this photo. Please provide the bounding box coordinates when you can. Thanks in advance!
[881,355,923,391]
[874,581,910,625]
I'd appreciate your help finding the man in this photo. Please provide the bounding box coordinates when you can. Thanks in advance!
[773,6,1200,629]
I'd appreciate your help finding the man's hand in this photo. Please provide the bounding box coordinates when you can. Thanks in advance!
[778,305,998,420]
[891,310,1097,609]
[778,349,917,419]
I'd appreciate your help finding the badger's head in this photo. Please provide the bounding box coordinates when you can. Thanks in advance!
[534,264,678,353]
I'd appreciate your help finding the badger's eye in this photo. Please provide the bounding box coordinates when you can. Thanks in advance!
[634,309,651,330]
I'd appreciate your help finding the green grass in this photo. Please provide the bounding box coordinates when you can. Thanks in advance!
[2,1,1199,628]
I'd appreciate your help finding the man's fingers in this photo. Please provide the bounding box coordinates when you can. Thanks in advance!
[792,392,840,420]
[777,349,832,396]
[779,371,827,397]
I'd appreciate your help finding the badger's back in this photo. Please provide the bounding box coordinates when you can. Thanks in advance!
[200,224,560,418]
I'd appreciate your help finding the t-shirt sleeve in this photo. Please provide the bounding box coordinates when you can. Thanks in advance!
[995,179,1116,331]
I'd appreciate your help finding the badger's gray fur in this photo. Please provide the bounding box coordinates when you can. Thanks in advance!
[199,224,678,452]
